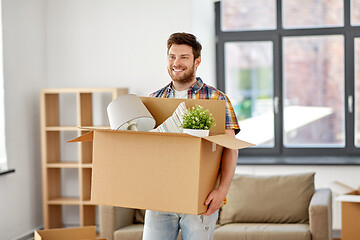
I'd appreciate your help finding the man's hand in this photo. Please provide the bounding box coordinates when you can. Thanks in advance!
[204,188,227,216]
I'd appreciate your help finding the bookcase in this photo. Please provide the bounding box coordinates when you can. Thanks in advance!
[40,88,128,229]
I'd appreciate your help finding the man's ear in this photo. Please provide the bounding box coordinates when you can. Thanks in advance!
[195,56,201,68]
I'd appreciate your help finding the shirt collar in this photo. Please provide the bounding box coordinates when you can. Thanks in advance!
[167,77,204,96]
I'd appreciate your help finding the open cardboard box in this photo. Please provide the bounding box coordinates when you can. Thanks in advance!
[34,226,105,240]
[333,181,360,240]
[70,97,254,215]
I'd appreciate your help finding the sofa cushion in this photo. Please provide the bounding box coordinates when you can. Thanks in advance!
[218,172,315,225]
[213,223,311,240]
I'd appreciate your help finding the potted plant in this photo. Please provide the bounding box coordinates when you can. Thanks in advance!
[181,105,215,137]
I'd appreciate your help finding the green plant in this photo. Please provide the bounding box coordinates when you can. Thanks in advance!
[181,105,215,130]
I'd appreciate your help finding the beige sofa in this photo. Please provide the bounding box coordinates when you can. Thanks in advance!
[99,172,332,240]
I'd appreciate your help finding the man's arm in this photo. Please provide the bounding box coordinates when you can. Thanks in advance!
[204,129,238,216]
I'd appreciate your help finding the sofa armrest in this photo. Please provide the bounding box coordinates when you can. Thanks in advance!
[309,188,332,240]
[99,205,135,240]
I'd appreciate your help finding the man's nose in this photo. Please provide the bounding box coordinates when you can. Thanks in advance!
[173,58,182,66]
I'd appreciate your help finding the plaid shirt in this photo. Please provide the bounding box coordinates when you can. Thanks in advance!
[150,77,240,134]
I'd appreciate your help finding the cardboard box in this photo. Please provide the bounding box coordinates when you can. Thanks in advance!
[70,97,254,215]
[333,181,360,240]
[34,226,105,240]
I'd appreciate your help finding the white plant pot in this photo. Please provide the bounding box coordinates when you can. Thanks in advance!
[183,128,210,137]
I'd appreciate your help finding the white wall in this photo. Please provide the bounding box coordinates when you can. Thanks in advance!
[45,0,216,95]
[0,0,46,239]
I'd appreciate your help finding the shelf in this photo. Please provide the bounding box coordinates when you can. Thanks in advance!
[46,162,93,168]
[45,126,111,131]
[45,126,79,131]
[42,88,127,94]
[47,197,97,206]
[82,200,95,205]
[79,126,111,130]
[40,87,128,229]
[82,163,92,168]
[47,162,79,168]
[48,197,80,205]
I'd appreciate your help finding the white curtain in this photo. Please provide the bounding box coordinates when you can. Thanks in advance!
[0,0,7,171]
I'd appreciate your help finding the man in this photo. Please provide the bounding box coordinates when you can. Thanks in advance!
[143,32,240,240]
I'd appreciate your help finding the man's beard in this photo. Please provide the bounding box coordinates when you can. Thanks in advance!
[168,63,196,84]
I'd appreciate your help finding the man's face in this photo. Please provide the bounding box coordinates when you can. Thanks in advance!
[167,44,200,84]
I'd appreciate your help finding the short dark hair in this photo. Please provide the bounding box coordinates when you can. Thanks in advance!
[167,32,202,60]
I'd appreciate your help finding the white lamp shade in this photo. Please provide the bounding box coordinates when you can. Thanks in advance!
[107,94,156,131]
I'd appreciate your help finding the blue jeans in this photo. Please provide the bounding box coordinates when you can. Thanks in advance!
[142,210,219,240]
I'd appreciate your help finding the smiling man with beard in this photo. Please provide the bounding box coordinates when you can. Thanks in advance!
[143,32,240,240]
[167,41,200,90]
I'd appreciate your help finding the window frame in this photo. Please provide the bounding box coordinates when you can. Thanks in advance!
[215,0,360,157]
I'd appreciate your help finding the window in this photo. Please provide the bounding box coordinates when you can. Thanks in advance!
[352,0,360,25]
[225,41,274,147]
[355,38,360,147]
[283,35,345,147]
[282,0,343,28]
[221,0,276,31]
[216,0,360,156]
[0,1,7,171]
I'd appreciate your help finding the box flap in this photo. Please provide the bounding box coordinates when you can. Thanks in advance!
[68,131,94,142]
[69,128,255,150]
[34,231,42,240]
[69,127,202,143]
[336,195,360,203]
[34,226,96,240]
[330,181,355,195]
[203,134,255,150]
